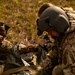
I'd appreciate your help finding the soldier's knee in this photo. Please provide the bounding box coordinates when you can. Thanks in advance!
[0,65,4,74]
[52,65,64,75]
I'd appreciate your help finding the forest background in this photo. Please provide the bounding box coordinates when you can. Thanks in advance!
[0,0,75,44]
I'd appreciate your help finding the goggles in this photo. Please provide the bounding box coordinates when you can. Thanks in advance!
[36,17,53,36]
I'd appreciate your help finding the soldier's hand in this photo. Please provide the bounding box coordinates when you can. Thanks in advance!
[0,35,4,43]
[26,44,36,52]
[38,39,46,47]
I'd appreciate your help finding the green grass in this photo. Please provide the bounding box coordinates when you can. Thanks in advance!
[0,0,75,44]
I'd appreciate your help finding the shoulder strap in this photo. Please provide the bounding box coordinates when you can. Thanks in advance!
[1,66,30,75]
[1,65,37,75]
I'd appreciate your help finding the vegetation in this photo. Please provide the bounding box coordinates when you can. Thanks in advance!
[0,0,75,44]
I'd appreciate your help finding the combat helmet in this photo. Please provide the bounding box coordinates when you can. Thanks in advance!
[37,6,70,36]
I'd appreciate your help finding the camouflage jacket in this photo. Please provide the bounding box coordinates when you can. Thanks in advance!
[0,46,9,64]
[0,42,31,75]
[60,29,75,75]
[0,40,12,65]
[37,9,75,75]
[38,28,75,75]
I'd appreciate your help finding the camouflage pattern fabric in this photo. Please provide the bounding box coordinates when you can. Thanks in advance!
[0,39,13,64]
[36,9,75,75]
[37,29,75,75]
[0,43,30,75]
[0,44,10,64]
[36,41,59,75]
[7,44,31,75]
[4,43,23,70]
[36,62,53,75]
[61,30,75,75]
[52,29,75,75]
[36,45,47,64]
[52,65,64,75]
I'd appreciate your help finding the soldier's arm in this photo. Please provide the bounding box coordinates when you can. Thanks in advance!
[19,43,38,54]
[41,48,58,68]
[0,46,11,60]
[36,48,58,75]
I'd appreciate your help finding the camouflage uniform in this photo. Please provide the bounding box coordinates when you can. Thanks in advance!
[36,38,59,75]
[52,9,75,75]
[36,9,75,75]
[37,28,75,75]
[0,22,31,75]
[0,43,10,65]
[0,43,28,75]
[3,43,31,75]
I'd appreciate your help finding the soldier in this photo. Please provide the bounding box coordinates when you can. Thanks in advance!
[0,21,10,74]
[38,3,53,17]
[0,22,33,75]
[36,5,75,75]
[36,3,54,65]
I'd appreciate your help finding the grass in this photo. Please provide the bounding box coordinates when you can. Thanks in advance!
[0,0,75,44]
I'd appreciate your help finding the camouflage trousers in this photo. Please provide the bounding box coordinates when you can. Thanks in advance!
[52,65,64,75]
[52,64,75,75]
[36,65,64,75]
[36,64,52,75]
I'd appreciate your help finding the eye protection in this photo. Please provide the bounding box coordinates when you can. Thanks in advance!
[36,17,53,36]
[36,14,70,36]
